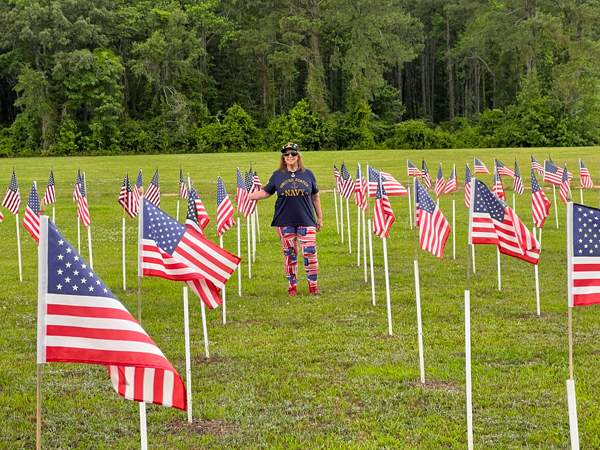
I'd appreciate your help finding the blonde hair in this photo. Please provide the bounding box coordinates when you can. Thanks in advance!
[278,152,306,174]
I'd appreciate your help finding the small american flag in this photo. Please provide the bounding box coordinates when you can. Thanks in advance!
[23,182,40,242]
[185,186,210,234]
[145,169,161,207]
[567,203,600,306]
[37,217,187,410]
[579,159,594,188]
[244,169,257,215]
[339,162,355,199]
[513,161,524,195]
[367,166,407,197]
[434,163,445,198]
[415,178,450,258]
[2,169,21,214]
[407,159,423,177]
[43,170,56,205]
[373,174,395,239]
[354,163,368,211]
[470,178,540,264]
[252,170,263,192]
[135,169,143,192]
[531,169,550,228]
[495,159,515,178]
[531,155,544,176]
[444,164,457,195]
[544,159,573,186]
[422,159,432,189]
[334,165,342,192]
[73,170,82,203]
[217,176,235,237]
[464,164,472,208]
[559,163,571,204]
[77,173,90,228]
[179,168,188,199]
[493,167,506,201]
[236,168,250,218]
[118,172,139,218]
[474,158,490,175]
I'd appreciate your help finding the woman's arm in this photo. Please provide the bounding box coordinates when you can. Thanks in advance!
[311,193,323,232]
[248,190,272,201]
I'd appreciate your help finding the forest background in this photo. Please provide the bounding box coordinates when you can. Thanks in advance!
[0,0,599,156]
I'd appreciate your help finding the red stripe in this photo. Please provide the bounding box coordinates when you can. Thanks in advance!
[153,368,165,405]
[46,325,156,345]
[47,304,138,322]
[573,294,600,306]
[117,366,127,397]
[573,264,600,271]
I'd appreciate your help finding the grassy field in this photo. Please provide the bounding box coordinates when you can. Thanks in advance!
[1,148,600,449]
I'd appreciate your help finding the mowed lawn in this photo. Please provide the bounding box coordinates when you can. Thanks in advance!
[2,148,600,449]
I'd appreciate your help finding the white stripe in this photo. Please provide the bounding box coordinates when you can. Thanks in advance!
[573,257,600,264]
[142,261,198,276]
[573,286,600,295]
[162,370,174,407]
[183,234,238,270]
[47,293,130,312]
[143,368,155,403]
[46,336,167,358]
[572,271,600,279]
[47,315,147,333]
[109,365,119,392]
[124,366,135,399]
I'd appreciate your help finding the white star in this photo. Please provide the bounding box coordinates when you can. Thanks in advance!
[96,280,101,285]
[74,256,79,261]
[57,269,63,275]
[103,288,108,293]
[82,263,87,269]
[89,271,93,277]
[66,248,72,253]
[56,284,62,290]
[81,278,87,284]
[58,254,64,260]
[72,285,78,291]
[65,262,72,268]
[64,277,71,283]
[73,270,79,276]
[88,286,94,292]
[58,239,64,245]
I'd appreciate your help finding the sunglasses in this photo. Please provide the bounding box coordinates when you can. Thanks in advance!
[283,151,298,157]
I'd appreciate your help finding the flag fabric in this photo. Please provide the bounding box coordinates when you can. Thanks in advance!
[474,158,490,175]
[544,160,573,185]
[135,170,143,193]
[531,169,550,228]
[236,168,250,218]
[145,169,161,207]
[334,165,342,193]
[470,179,540,264]
[2,169,21,214]
[73,170,82,203]
[43,170,56,205]
[435,163,445,198]
[354,163,368,211]
[77,173,90,228]
[23,182,40,242]
[367,166,407,196]
[444,165,457,195]
[179,169,188,200]
[567,203,600,306]
[465,164,472,209]
[407,159,423,177]
[216,176,235,237]
[495,159,515,178]
[339,163,355,199]
[513,161,525,195]
[118,173,139,219]
[580,159,594,188]
[373,174,395,238]
[415,179,450,258]
[252,171,263,192]
[422,160,432,190]
[531,155,544,176]
[140,198,241,309]
[559,163,571,204]
[37,217,187,410]
[493,167,506,201]
[185,186,210,234]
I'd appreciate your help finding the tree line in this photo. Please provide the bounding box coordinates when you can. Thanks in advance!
[0,0,599,156]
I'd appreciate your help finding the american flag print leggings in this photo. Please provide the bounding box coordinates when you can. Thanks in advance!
[276,226,318,288]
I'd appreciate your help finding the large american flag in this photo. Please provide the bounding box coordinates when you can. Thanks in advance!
[513,161,524,195]
[422,159,432,190]
[236,168,250,218]
[179,168,188,200]
[140,198,240,309]
[531,169,550,228]
[531,155,544,176]
[77,173,90,228]
[474,158,490,175]
[495,159,515,178]
[464,164,472,208]
[37,217,187,410]
[2,169,21,214]
[145,169,161,207]
[43,170,56,205]
[216,176,235,237]
[23,182,40,243]
[415,178,450,258]
[567,203,600,306]
[354,163,368,211]
[470,178,540,264]
[339,162,355,199]
[434,163,445,198]
[559,163,571,204]
[373,174,395,239]
[118,172,139,218]
[544,160,573,185]
[407,159,423,177]
[185,186,210,234]
[493,166,506,201]
[579,159,594,188]
[367,166,407,197]
[444,164,457,195]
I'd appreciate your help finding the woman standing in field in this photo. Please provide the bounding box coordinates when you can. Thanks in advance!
[248,142,323,296]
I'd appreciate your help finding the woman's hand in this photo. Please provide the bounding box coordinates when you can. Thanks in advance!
[315,218,323,232]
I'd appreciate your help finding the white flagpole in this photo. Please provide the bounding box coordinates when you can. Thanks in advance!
[247,216,252,278]
[52,206,55,223]
[407,181,413,230]
[513,192,516,212]
[139,403,148,450]
[368,219,375,305]
[533,227,540,316]
[362,210,367,282]
[334,187,340,234]
[15,213,22,282]
[122,214,126,290]
[553,185,559,228]
[176,199,180,222]
[255,204,261,242]
[77,217,81,254]
[346,198,351,253]
[183,286,193,423]
[383,237,392,335]
[220,235,227,324]
[340,190,344,244]
[87,226,93,270]
[452,198,456,260]
[465,288,473,450]
[580,187,583,204]
[136,204,148,450]
[413,179,425,383]
[539,227,543,246]
[237,217,242,296]
[200,300,210,358]
[251,209,256,263]
[357,205,361,266]
[471,244,476,273]
[567,378,580,450]
[566,201,579,449]
[497,247,501,291]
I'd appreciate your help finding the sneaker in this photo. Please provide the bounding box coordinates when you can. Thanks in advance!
[309,286,321,296]
[287,286,297,296]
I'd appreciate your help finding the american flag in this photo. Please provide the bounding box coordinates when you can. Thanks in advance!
[474,158,490,174]
[179,168,188,199]
[334,164,342,192]
[185,186,210,234]
[354,163,368,211]
[23,182,40,242]
[465,164,472,208]
[37,217,187,410]
[531,169,550,228]
[43,170,56,205]
[244,169,257,215]
[470,178,540,264]
[135,169,143,193]
[73,170,82,203]
[513,161,524,195]
[145,169,161,207]
[217,176,235,237]
[444,164,457,195]
[373,174,395,238]
[415,178,450,258]
[236,168,250,218]
[2,169,21,214]
[140,198,240,309]
[579,159,594,188]
[339,162,355,199]
[434,163,444,198]
[495,159,515,178]
[493,167,506,201]
[422,159,432,189]
[77,173,90,228]
[118,172,139,218]
[252,170,263,192]
[367,166,407,196]
[559,163,571,204]
[407,159,423,177]
[531,155,544,176]
[544,159,573,185]
[567,203,600,306]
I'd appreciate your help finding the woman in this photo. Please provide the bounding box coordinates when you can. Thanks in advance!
[248,142,323,296]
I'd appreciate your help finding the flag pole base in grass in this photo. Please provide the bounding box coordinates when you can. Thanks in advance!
[346,198,351,253]
[246,216,251,279]
[183,286,193,423]
[566,379,580,450]
[16,213,22,282]
[383,237,392,335]
[251,210,256,263]
[533,227,540,315]
[368,219,376,306]
[36,363,42,450]
[237,218,242,296]
[340,193,344,244]
[220,235,226,325]
[201,300,210,359]
[414,260,425,383]
[465,289,473,450]
[357,206,361,266]
[139,403,148,450]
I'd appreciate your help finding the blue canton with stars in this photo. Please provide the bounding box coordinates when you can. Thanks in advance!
[47,221,113,297]
[572,203,600,256]
[531,169,542,193]
[143,199,186,255]
[416,179,435,214]
[27,182,40,214]
[465,164,471,184]
[217,177,228,205]
[186,187,200,226]
[473,179,506,222]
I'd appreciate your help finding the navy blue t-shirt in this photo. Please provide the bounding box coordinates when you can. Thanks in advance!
[263,169,319,227]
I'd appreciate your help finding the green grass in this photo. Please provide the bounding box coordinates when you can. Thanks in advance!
[1,148,600,449]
